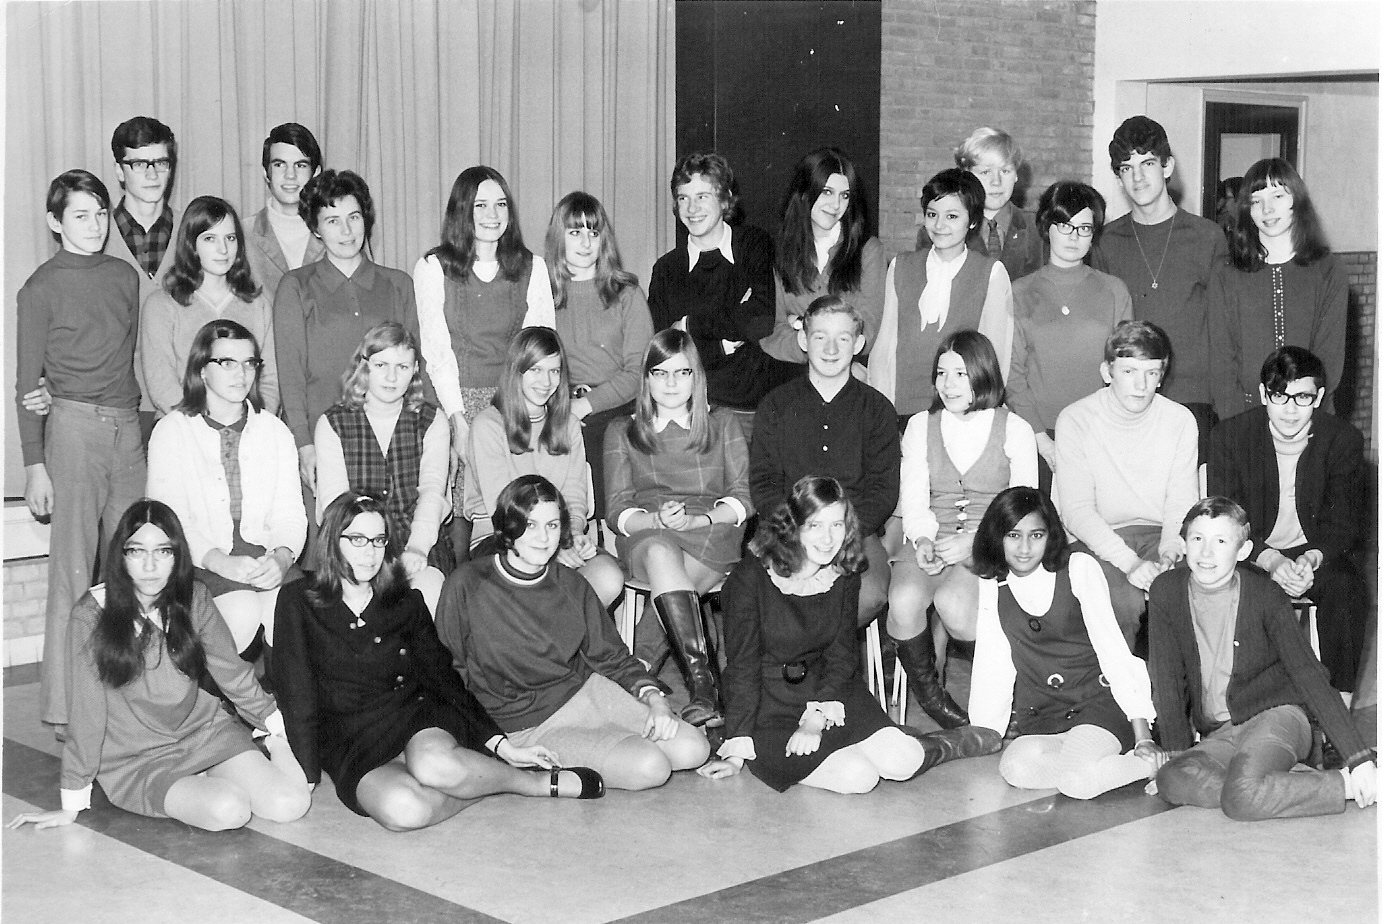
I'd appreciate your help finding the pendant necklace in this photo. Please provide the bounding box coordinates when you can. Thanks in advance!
[1130,210,1176,291]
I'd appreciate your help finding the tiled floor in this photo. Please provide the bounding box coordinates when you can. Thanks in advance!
[2,665,1377,924]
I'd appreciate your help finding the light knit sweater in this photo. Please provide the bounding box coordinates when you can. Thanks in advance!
[1053,388,1198,573]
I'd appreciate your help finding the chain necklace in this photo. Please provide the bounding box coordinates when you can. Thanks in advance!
[1130,210,1176,290]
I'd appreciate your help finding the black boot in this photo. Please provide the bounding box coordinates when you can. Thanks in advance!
[891,629,969,729]
[653,590,723,728]
[909,726,1003,775]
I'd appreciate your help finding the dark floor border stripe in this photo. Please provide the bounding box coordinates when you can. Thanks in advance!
[3,740,507,924]
[608,782,1176,924]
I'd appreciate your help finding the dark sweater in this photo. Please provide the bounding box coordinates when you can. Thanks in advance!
[14,249,141,465]
[750,375,900,536]
[1207,406,1363,563]
[1148,566,1371,769]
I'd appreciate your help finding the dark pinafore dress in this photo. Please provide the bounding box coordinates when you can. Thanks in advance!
[996,568,1135,750]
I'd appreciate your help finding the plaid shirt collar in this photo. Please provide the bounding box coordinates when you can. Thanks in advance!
[113,199,173,278]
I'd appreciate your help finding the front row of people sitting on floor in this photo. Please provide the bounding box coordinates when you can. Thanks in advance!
[9,472,1373,834]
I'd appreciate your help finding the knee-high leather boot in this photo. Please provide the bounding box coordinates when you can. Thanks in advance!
[891,629,969,729]
[910,726,1003,776]
[653,590,723,728]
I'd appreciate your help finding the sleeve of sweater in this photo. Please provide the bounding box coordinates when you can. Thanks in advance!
[603,420,641,532]
[1147,575,1195,749]
[407,411,451,556]
[1071,553,1155,722]
[1054,402,1142,574]
[968,577,1017,735]
[749,390,788,520]
[866,258,900,401]
[413,255,464,419]
[898,413,938,543]
[556,420,590,534]
[977,261,1015,382]
[312,413,348,526]
[263,415,309,557]
[138,289,184,416]
[1313,256,1349,408]
[854,238,888,352]
[856,389,901,537]
[255,293,281,415]
[584,286,654,414]
[408,592,505,748]
[1208,264,1245,420]
[14,271,53,466]
[1003,410,1039,488]
[199,587,278,729]
[688,227,775,344]
[1310,420,1364,561]
[464,411,514,525]
[60,600,108,808]
[1158,406,1199,562]
[271,271,314,447]
[645,255,679,332]
[1004,290,1042,433]
[719,412,754,517]
[271,582,323,786]
[719,560,765,741]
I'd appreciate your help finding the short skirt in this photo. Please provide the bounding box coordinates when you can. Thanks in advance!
[747,679,895,793]
[100,710,260,818]
[506,674,652,774]
[618,521,745,575]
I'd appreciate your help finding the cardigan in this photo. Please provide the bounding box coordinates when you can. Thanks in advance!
[1147,566,1372,769]
[244,205,327,305]
[1207,406,1363,563]
[146,406,307,569]
[434,556,665,732]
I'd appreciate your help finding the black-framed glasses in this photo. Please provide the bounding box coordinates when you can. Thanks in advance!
[341,534,388,548]
[1051,221,1094,238]
[121,158,173,174]
[123,546,175,563]
[206,357,265,373]
[649,368,694,381]
[1265,391,1318,406]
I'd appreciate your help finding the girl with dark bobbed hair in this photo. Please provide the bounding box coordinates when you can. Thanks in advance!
[701,476,997,793]
[272,492,602,831]
[869,168,1015,418]
[6,500,309,832]
[1212,157,1346,417]
[604,329,753,728]
[435,475,710,791]
[147,320,306,660]
[763,147,886,369]
[142,195,278,416]
[1008,180,1132,489]
[968,487,1163,799]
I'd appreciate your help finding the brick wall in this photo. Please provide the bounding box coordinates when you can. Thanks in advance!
[4,557,48,666]
[1337,250,1377,461]
[880,0,1097,257]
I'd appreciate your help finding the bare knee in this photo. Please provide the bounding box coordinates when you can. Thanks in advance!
[407,747,467,791]
[367,784,437,832]
[662,724,711,770]
[606,738,674,791]
[582,555,625,608]
[195,789,254,831]
[256,781,310,824]
[808,751,881,794]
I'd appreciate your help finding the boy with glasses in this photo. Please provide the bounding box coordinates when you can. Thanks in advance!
[16,171,145,733]
[1207,346,1368,698]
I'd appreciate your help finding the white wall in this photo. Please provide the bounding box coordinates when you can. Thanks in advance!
[1093,0,1379,245]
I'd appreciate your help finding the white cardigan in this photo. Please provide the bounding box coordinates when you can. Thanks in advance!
[146,406,307,569]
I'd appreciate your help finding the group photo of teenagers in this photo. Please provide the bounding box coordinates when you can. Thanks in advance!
[1,2,1376,923]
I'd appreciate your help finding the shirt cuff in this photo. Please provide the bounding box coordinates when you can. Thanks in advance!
[805,701,845,728]
[714,498,747,526]
[263,710,287,738]
[616,508,646,536]
[718,736,756,762]
[61,785,92,813]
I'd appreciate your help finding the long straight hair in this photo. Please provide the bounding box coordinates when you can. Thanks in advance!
[164,196,261,306]
[545,192,638,310]
[629,329,712,455]
[494,327,573,455]
[1229,157,1330,271]
[428,166,534,283]
[91,500,207,689]
[305,492,410,610]
[775,147,869,297]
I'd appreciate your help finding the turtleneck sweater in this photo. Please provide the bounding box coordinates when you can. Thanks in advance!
[1053,387,1199,573]
[1266,420,1311,551]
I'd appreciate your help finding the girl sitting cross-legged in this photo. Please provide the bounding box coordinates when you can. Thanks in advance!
[273,492,603,832]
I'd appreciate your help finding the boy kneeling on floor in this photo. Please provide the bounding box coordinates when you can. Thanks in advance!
[1145,497,1375,820]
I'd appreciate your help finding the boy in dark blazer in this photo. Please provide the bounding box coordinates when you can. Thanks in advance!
[1146,498,1375,821]
[1207,346,1367,694]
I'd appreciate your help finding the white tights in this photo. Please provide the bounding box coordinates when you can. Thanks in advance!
[999,724,1152,800]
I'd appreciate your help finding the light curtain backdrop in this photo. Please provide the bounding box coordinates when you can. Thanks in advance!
[4,0,676,495]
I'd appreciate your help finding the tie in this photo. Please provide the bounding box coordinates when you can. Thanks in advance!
[987,219,1002,255]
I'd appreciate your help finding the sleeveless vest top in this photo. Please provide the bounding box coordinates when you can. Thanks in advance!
[926,407,1012,535]
[893,249,996,415]
[443,261,534,388]
[326,403,437,540]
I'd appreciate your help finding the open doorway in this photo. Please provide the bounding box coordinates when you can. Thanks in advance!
[1201,98,1303,218]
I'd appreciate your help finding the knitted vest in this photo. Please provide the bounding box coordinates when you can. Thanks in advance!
[894,250,996,415]
[443,262,533,388]
[927,407,1011,534]
[997,568,1106,714]
[326,403,437,539]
